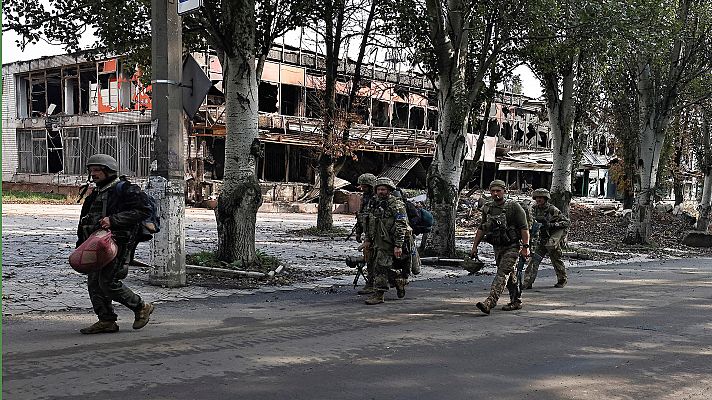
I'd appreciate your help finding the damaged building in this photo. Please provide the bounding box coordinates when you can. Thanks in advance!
[2,45,645,207]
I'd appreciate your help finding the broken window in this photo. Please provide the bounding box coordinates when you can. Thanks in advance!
[32,129,48,172]
[428,109,439,131]
[409,106,425,130]
[117,125,139,176]
[280,84,302,116]
[31,73,47,116]
[63,128,82,175]
[47,128,63,173]
[16,129,32,172]
[305,88,321,118]
[80,65,98,113]
[63,67,80,115]
[259,82,279,113]
[16,76,30,118]
[46,68,63,115]
[372,100,390,127]
[80,127,99,168]
[392,102,408,128]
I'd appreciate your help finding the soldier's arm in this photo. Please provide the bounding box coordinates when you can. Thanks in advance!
[549,206,570,229]
[392,201,408,248]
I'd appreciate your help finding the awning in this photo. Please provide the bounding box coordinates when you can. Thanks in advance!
[379,157,421,185]
[298,176,352,202]
[498,160,552,172]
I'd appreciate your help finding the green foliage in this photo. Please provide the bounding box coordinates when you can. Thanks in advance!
[2,191,68,204]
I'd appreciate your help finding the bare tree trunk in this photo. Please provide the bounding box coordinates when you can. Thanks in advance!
[317,156,335,230]
[543,61,577,216]
[625,62,670,244]
[426,76,468,256]
[697,173,712,231]
[215,53,263,263]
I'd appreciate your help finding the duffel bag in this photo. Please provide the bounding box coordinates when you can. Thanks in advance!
[69,229,118,273]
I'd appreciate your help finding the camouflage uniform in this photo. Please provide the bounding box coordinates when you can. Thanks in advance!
[523,199,570,288]
[477,198,529,312]
[366,192,409,303]
[77,176,151,324]
[355,190,376,292]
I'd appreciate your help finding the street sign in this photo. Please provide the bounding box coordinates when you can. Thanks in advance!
[178,0,203,15]
[182,54,213,119]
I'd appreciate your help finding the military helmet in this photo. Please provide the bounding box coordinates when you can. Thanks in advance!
[489,179,507,190]
[357,173,377,187]
[532,188,551,199]
[374,177,396,190]
[86,154,118,172]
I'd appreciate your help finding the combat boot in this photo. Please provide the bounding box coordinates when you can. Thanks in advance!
[357,282,375,295]
[133,302,154,329]
[80,320,119,334]
[502,301,522,311]
[475,299,493,315]
[365,291,385,305]
[395,278,407,299]
[554,279,567,288]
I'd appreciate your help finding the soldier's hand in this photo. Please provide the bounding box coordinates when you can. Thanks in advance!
[520,247,530,258]
[393,246,402,258]
[99,217,111,229]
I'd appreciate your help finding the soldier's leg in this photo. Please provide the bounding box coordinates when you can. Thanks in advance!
[366,249,391,305]
[87,270,118,322]
[547,232,568,287]
[477,247,518,314]
[547,243,567,287]
[523,245,547,288]
[97,247,143,313]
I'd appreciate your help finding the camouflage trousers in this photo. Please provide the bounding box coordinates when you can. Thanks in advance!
[484,245,521,307]
[87,243,144,322]
[523,230,567,286]
[373,247,408,293]
[362,246,376,287]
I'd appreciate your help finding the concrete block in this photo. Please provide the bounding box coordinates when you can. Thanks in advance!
[681,230,712,247]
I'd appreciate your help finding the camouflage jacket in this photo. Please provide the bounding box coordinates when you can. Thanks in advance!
[354,191,375,237]
[532,203,569,236]
[77,177,151,248]
[367,195,409,250]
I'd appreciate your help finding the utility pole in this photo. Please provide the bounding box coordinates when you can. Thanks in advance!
[148,0,186,287]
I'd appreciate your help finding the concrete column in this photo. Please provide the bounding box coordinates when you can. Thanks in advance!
[149,0,186,287]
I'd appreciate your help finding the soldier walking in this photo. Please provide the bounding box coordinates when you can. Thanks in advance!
[76,154,155,334]
[522,188,570,289]
[362,177,411,305]
[354,173,377,295]
[471,180,531,315]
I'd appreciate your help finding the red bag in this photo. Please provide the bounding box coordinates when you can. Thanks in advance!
[69,229,118,273]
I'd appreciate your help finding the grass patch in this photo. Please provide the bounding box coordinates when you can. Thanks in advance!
[186,250,283,273]
[288,226,351,237]
[2,190,69,204]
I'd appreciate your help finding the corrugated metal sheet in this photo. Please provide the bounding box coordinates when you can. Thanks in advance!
[298,176,352,202]
[379,157,420,185]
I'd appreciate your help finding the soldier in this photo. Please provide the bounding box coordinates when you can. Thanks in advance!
[354,173,377,295]
[471,180,531,315]
[76,154,154,334]
[522,188,570,289]
[362,177,410,305]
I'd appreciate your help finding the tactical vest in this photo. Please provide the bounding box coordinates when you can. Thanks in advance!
[482,200,521,246]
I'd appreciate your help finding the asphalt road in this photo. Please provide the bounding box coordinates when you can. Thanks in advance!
[3,257,712,400]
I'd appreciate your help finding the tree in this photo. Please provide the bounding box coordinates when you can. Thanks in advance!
[523,0,613,215]
[619,0,712,244]
[691,102,712,231]
[4,0,307,263]
[387,0,526,256]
